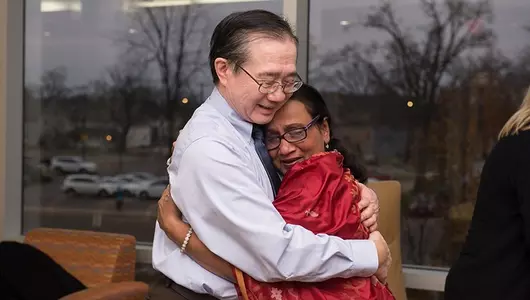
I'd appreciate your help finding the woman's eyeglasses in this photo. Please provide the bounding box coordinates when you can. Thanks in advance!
[265,115,321,150]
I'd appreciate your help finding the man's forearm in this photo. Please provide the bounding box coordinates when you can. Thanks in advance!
[266,228,379,282]
[201,221,379,283]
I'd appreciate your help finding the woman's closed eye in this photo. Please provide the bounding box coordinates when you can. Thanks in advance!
[285,128,306,140]
[265,134,280,144]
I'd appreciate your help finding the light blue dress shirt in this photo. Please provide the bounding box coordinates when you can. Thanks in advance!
[152,88,379,300]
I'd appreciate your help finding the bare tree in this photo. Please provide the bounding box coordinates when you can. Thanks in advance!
[509,26,530,88]
[39,67,71,117]
[317,51,376,95]
[323,0,495,190]
[67,87,90,158]
[121,5,209,156]
[105,62,154,155]
[37,67,73,150]
[83,60,158,170]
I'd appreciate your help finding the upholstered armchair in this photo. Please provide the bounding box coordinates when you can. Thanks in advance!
[367,180,408,300]
[24,228,148,300]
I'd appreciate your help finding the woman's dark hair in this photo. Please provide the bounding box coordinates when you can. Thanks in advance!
[209,10,298,84]
[290,84,368,183]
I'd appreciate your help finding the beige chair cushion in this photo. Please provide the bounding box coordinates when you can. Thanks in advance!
[24,228,137,287]
[367,180,407,300]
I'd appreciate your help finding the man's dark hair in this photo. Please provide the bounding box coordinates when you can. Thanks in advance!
[209,10,298,84]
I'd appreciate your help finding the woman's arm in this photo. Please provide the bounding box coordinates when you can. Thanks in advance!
[157,187,235,282]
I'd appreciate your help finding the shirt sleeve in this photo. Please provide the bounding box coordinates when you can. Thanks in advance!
[169,137,378,282]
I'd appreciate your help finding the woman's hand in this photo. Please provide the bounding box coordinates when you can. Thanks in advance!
[157,186,182,232]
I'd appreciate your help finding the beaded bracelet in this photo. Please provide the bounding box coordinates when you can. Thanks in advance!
[180,227,193,253]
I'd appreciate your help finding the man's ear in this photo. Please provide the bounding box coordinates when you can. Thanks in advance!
[214,58,231,86]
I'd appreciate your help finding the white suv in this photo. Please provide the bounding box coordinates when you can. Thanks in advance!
[50,156,97,174]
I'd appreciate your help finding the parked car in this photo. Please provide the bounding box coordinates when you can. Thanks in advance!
[51,156,97,174]
[61,174,101,196]
[120,177,168,199]
[97,177,133,197]
[126,172,157,181]
[136,178,169,200]
[114,172,157,183]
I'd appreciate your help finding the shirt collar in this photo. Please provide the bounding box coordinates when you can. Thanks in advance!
[206,87,253,142]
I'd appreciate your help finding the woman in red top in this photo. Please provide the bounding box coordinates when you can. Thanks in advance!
[158,84,394,300]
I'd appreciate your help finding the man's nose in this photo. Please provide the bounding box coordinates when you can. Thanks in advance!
[267,88,288,103]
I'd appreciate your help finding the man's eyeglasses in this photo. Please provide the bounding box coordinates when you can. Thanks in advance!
[265,115,321,150]
[237,65,303,94]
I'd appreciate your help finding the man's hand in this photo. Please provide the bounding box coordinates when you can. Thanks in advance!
[157,186,183,233]
[369,231,391,285]
[357,182,379,232]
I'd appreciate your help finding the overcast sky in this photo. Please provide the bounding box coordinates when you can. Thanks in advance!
[24,0,530,90]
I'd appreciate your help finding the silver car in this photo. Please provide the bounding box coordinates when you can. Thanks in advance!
[123,178,168,200]
[61,174,101,196]
[51,156,97,174]
[97,177,133,197]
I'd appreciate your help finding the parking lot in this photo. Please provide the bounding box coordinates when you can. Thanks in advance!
[22,152,169,242]
[23,180,160,242]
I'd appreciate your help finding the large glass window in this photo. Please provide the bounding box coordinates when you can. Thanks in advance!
[23,0,283,243]
[309,0,530,272]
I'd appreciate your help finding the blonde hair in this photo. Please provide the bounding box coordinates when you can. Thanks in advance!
[499,86,530,139]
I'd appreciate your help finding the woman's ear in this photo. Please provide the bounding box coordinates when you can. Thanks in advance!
[321,117,331,144]
[214,57,231,86]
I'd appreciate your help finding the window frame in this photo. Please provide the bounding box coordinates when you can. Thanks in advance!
[0,0,447,292]
[0,0,24,241]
